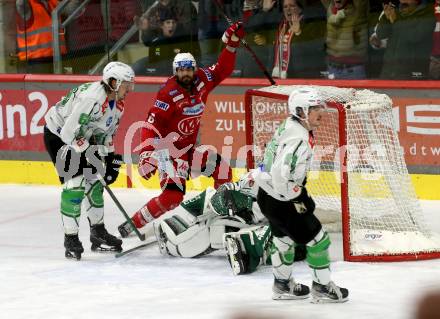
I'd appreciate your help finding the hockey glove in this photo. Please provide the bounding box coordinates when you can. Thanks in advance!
[104,153,123,185]
[292,187,315,214]
[222,21,245,48]
[138,151,157,180]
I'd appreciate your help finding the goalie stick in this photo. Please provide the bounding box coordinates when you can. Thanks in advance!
[212,0,276,85]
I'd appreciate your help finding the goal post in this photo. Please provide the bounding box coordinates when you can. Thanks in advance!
[245,85,440,262]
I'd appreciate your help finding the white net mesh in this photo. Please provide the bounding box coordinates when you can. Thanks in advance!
[248,85,440,260]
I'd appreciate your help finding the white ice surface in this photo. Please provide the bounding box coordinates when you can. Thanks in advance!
[1,184,440,319]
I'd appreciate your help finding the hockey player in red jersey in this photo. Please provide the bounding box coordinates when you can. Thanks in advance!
[118,22,245,237]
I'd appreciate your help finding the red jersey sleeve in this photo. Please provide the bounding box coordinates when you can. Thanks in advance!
[203,47,236,87]
[140,89,173,153]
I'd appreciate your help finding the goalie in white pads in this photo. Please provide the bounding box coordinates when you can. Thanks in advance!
[153,170,307,275]
[255,87,349,303]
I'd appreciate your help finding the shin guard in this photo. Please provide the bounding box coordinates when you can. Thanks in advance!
[306,230,331,285]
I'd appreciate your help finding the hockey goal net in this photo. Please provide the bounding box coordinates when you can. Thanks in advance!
[245,85,440,262]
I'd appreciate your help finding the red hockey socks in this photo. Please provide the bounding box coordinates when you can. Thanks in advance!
[131,189,184,228]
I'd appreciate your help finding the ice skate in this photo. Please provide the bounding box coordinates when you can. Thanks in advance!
[118,220,134,238]
[64,234,84,260]
[90,223,123,252]
[272,278,310,300]
[224,234,247,275]
[311,281,349,303]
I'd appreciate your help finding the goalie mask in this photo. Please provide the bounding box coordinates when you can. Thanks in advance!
[103,61,135,91]
[288,88,326,120]
[173,53,197,74]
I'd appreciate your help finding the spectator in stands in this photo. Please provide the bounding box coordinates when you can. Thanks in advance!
[15,0,77,73]
[322,0,369,79]
[430,0,440,79]
[232,0,281,77]
[137,0,197,40]
[373,0,435,79]
[269,0,326,79]
[132,8,200,76]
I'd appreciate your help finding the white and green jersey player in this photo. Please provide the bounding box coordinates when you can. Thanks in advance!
[153,170,270,275]
[45,81,122,155]
[43,62,135,260]
[254,87,349,302]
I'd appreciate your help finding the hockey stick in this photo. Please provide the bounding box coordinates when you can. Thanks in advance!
[87,148,146,242]
[115,238,156,258]
[102,183,146,241]
[86,139,146,242]
[212,0,276,85]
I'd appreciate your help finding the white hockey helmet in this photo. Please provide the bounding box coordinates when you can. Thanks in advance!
[102,61,135,91]
[288,88,326,119]
[173,52,197,74]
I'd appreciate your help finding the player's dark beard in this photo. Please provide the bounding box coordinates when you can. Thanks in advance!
[177,75,193,90]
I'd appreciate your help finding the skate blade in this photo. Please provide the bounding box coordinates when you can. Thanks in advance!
[272,293,310,300]
[91,244,123,253]
[311,295,348,304]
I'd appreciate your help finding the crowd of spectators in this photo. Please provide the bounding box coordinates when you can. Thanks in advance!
[14,0,440,80]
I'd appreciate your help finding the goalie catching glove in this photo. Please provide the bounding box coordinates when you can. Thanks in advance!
[222,21,245,48]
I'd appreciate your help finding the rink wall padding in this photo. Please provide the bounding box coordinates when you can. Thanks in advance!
[0,75,439,199]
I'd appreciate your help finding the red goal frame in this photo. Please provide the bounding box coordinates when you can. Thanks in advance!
[244,88,440,262]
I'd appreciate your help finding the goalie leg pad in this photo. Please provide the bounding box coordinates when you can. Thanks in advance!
[61,176,85,234]
[209,215,249,249]
[271,236,295,281]
[223,225,271,275]
[180,190,207,218]
[224,234,247,275]
[156,215,211,258]
[306,229,331,285]
[239,225,271,272]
